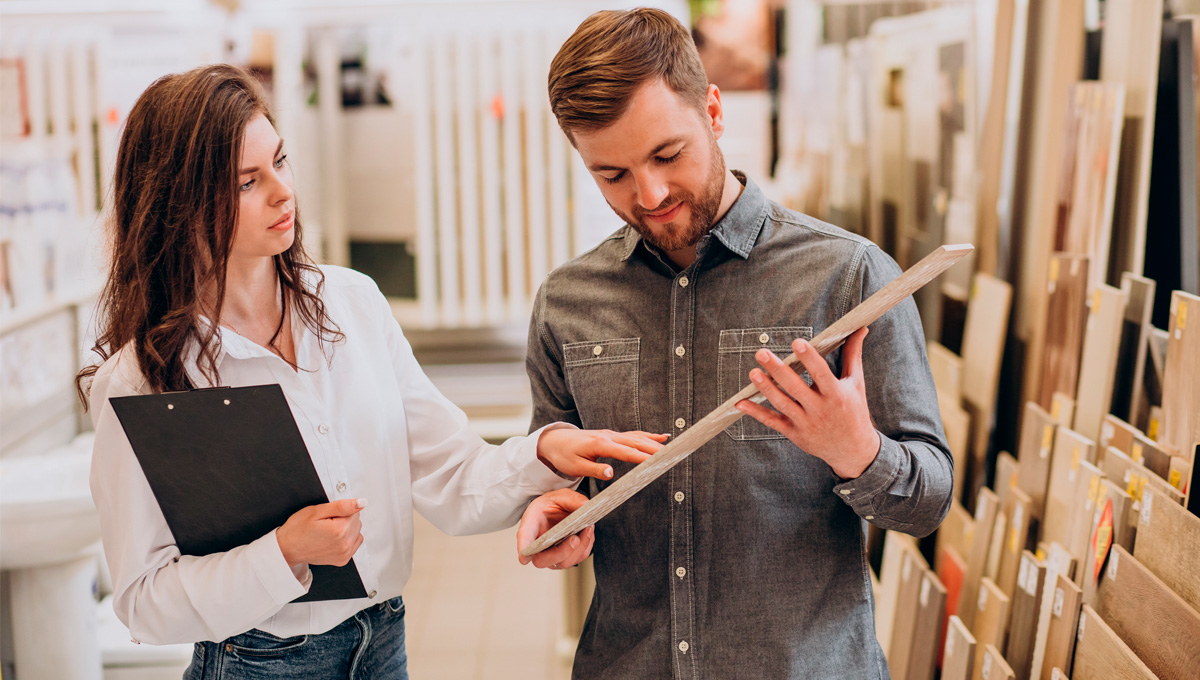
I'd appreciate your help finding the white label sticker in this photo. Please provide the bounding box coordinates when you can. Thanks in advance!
[978,588,988,612]
[982,653,993,679]
[1025,566,1039,596]
[946,632,955,657]
[1108,549,1119,581]
[1141,490,1153,526]
[1101,422,1114,447]
[975,496,988,523]
[1053,588,1065,618]
[1018,558,1030,593]
[1078,611,1087,641]
[903,553,912,582]
[920,578,931,607]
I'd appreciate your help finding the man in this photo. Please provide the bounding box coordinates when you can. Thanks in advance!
[516,8,952,679]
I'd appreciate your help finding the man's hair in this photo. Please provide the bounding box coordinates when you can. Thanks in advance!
[548,7,709,140]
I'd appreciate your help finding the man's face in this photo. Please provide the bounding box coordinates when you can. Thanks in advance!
[572,80,727,254]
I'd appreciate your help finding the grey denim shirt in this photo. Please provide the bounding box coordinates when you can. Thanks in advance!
[527,173,953,680]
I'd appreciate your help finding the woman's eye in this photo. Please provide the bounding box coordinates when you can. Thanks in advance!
[240,179,254,191]
[274,154,287,169]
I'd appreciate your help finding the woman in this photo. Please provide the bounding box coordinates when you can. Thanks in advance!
[78,64,661,678]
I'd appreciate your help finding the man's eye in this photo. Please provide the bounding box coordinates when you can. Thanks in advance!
[602,172,624,185]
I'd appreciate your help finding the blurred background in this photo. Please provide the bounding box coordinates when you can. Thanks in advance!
[1,1,1198,679]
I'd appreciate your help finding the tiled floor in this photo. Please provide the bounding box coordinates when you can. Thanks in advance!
[403,512,574,680]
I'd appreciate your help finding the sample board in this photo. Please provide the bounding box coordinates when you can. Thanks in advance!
[1072,284,1128,444]
[1133,486,1200,612]
[1161,291,1200,453]
[1036,254,1090,410]
[1071,605,1155,680]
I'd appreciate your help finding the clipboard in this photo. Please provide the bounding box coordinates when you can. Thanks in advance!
[109,383,368,602]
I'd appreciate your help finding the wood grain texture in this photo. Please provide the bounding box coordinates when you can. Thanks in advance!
[943,614,977,680]
[1161,292,1200,454]
[977,643,1015,680]
[1113,274,1155,425]
[1036,254,1090,410]
[1099,0,1164,282]
[974,0,1016,277]
[1072,605,1156,680]
[929,341,964,401]
[937,544,967,669]
[906,570,948,680]
[1099,414,1140,457]
[1038,574,1081,680]
[1080,480,1134,609]
[971,578,1011,680]
[1065,462,1105,585]
[937,501,975,576]
[958,488,1000,629]
[1134,486,1200,613]
[1004,551,1045,680]
[995,451,1020,511]
[962,273,1012,415]
[996,488,1033,599]
[1041,426,1096,550]
[522,244,976,556]
[1073,284,1129,443]
[1095,545,1200,680]
[941,389,972,501]
[1017,403,1058,519]
[1101,446,1185,512]
[889,541,930,679]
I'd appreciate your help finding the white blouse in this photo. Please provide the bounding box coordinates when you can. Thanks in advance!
[89,265,573,644]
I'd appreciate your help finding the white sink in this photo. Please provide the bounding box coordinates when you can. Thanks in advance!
[0,432,100,569]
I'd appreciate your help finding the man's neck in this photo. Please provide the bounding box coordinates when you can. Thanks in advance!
[664,169,745,270]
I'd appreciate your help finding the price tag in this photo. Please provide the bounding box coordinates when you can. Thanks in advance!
[946,631,955,657]
[920,578,931,607]
[1086,476,1099,510]
[1169,469,1182,489]
[902,553,912,582]
[983,653,993,679]
[1107,548,1119,581]
[1053,587,1065,618]
[1078,610,1087,641]
[1091,289,1101,312]
[1178,300,1188,329]
[1148,417,1159,441]
[1051,400,1062,421]
[1100,422,1114,447]
[1040,426,1053,457]
[1018,557,1030,593]
[978,588,988,612]
[1140,489,1154,526]
[1132,442,1144,465]
[1071,446,1080,471]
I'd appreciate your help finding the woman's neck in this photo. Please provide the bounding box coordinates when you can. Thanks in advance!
[220,255,280,323]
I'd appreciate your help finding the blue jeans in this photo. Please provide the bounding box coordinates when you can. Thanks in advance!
[183,596,407,679]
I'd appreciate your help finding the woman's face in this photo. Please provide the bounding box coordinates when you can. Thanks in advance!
[232,113,295,260]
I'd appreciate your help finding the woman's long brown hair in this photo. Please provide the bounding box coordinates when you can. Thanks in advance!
[76,64,342,406]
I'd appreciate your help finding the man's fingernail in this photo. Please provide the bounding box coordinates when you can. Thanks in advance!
[796,341,807,352]
[604,466,613,478]
[750,370,763,383]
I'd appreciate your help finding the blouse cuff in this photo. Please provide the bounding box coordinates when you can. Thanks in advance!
[525,422,584,490]
[249,530,311,605]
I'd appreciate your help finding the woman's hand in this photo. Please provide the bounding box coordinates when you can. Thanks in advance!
[536,428,668,480]
[276,498,366,568]
[516,489,594,569]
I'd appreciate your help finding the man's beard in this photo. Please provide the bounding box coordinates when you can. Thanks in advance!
[611,137,727,253]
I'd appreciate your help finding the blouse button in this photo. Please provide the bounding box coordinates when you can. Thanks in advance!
[336,481,347,493]
[318,424,330,434]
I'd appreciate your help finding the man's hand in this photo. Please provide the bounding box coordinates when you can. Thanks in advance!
[517,489,594,569]
[735,326,881,479]
[536,428,667,480]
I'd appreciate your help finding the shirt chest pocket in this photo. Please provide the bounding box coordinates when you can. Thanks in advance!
[718,326,812,441]
[563,338,641,432]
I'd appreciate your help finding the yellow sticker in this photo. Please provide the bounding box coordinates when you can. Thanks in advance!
[1088,476,1100,504]
[972,281,980,300]
[1137,476,1148,503]
[1042,425,1054,453]
[1132,442,1144,464]
[1091,290,1102,312]
[1127,475,1139,499]
[1170,469,1182,489]
[1178,302,1188,329]
[1071,446,1081,471]
[1097,483,1108,505]
[1036,548,1047,562]
[1148,418,1160,441]
[1049,258,1061,283]
[1010,526,1020,553]
[1051,400,1062,420]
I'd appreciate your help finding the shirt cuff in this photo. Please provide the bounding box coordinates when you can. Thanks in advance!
[248,530,311,604]
[524,422,584,490]
[832,432,903,508]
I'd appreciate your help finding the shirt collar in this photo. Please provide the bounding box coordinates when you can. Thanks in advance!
[618,170,767,263]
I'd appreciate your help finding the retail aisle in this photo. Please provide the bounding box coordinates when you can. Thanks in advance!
[404,512,573,680]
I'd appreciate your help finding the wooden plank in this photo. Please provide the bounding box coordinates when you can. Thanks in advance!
[1065,462,1105,586]
[906,570,948,680]
[1099,414,1140,457]
[977,643,1015,680]
[1113,274,1155,424]
[1030,542,1079,680]
[1004,550,1046,680]
[970,578,1011,680]
[1049,392,1075,427]
[1095,545,1200,680]
[974,0,1016,277]
[1036,254,1090,410]
[1080,480,1134,609]
[943,614,977,680]
[1038,574,1082,680]
[1130,431,1173,480]
[1101,446,1186,511]
[962,273,1012,416]
[889,541,930,679]
[1134,485,1200,612]
[929,341,964,401]
[986,511,1007,583]
[1161,291,1200,453]
[877,531,917,653]
[1099,0,1163,282]
[1073,284,1129,443]
[996,488,1033,599]
[995,451,1020,510]
[941,389,972,501]
[937,500,975,575]
[1017,403,1058,519]
[1041,426,1096,549]
[937,544,967,669]
[958,487,1000,629]
[1072,605,1156,679]
[522,244,976,556]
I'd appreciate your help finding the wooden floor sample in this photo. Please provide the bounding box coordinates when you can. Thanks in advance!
[1161,292,1200,453]
[1080,481,1134,609]
[937,501,975,575]
[1036,254,1090,410]
[977,643,1015,680]
[937,544,967,669]
[1073,284,1129,443]
[1095,545,1200,680]
[996,488,1033,598]
[1064,462,1105,586]
[1049,392,1075,426]
[1133,486,1200,612]
[929,341,965,401]
[1017,403,1058,519]
[1101,446,1185,512]
[1112,274,1155,424]
[1072,605,1155,679]
[877,531,918,654]
[1004,551,1045,680]
[906,570,948,680]
[1100,414,1140,457]
[995,451,1020,510]
[970,578,1011,680]
[1037,574,1081,680]
[941,389,972,501]
[889,541,930,680]
[943,615,976,680]
[961,273,1012,420]
[958,488,1000,629]
[1041,426,1096,550]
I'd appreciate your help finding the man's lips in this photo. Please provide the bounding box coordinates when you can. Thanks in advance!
[643,202,684,224]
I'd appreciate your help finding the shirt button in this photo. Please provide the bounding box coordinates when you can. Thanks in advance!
[865,515,875,520]
[318,423,330,434]
[368,590,378,598]
[840,489,852,495]
[679,276,689,287]
[675,345,686,357]
[759,333,770,344]
[336,481,347,493]
[674,491,685,502]
[593,345,603,356]
[678,640,689,653]
[675,418,686,429]
[676,567,686,578]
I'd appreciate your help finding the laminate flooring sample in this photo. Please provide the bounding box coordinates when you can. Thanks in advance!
[1161,291,1200,453]
[943,615,977,680]
[970,578,1011,680]
[1004,550,1045,680]
[1038,574,1081,680]
[1037,254,1090,410]
[1073,284,1129,444]
[1017,403,1058,518]
[1133,486,1200,612]
[1072,605,1155,679]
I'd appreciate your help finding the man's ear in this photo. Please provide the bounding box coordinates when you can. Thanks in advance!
[706,84,725,140]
